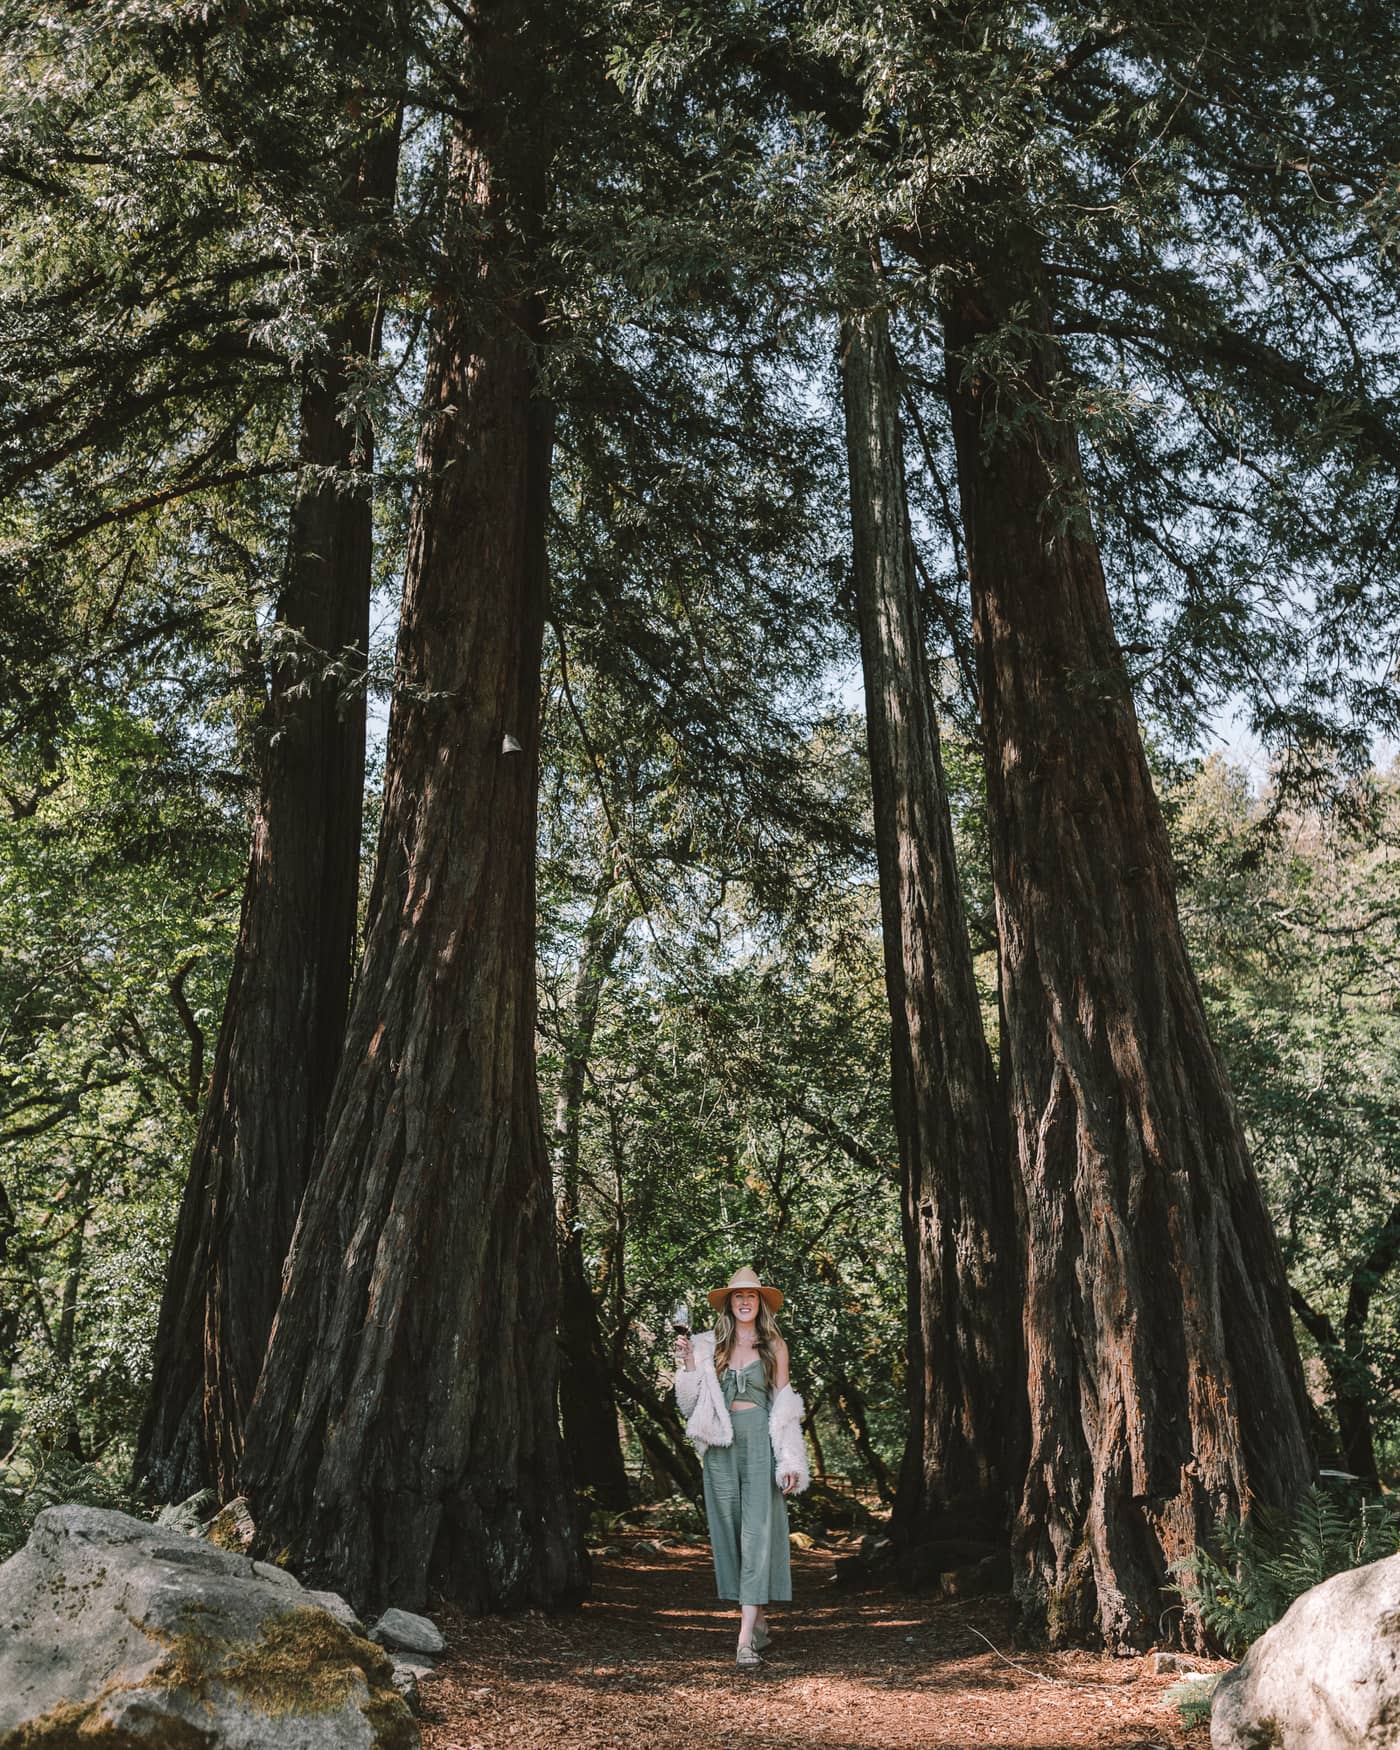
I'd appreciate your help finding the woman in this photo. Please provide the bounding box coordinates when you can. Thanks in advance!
[674,1266,809,1667]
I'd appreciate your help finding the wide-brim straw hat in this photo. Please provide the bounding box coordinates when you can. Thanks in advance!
[707,1265,783,1313]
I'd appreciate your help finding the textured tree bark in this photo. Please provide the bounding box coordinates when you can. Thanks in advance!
[555,893,633,1511]
[839,280,1023,1552]
[238,18,587,1613]
[942,240,1314,1649]
[134,125,398,1505]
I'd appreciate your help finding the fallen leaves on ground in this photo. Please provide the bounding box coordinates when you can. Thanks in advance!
[418,1532,1219,1749]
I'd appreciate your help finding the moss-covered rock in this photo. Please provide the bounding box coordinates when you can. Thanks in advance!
[201,1499,255,1556]
[0,1506,418,1748]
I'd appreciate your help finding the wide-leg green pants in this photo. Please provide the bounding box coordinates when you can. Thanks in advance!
[702,1405,792,1604]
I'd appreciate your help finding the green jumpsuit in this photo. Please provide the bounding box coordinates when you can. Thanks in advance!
[702,1359,792,1605]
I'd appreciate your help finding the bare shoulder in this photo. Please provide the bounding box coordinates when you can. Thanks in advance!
[773,1335,790,1357]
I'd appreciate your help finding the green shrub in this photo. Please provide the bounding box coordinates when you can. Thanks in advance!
[1174,1484,1400,1657]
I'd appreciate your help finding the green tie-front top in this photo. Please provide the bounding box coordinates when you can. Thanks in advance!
[720,1357,772,1408]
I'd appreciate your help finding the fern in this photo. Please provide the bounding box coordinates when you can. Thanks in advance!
[1168,1674,1220,1728]
[0,1441,142,1562]
[1174,1484,1400,1657]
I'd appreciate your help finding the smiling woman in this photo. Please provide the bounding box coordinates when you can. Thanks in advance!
[674,1266,810,1668]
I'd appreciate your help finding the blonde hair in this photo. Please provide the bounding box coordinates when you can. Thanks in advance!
[713,1294,782,1389]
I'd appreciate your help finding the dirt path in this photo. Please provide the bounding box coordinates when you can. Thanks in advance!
[418,1532,1216,1749]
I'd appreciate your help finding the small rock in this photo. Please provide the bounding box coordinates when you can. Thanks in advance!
[390,1660,420,1713]
[202,1494,256,1552]
[396,1658,438,1679]
[1152,1650,1209,1676]
[370,1605,446,1657]
[897,1535,999,1590]
[938,1550,1011,1601]
[832,1553,871,1590]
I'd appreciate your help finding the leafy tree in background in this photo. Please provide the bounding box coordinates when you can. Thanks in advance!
[0,679,243,1470]
[540,339,869,1501]
[0,0,273,1473]
[1172,756,1400,1491]
[0,0,410,1504]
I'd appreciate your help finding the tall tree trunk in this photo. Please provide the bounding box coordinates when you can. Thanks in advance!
[555,892,633,1512]
[839,271,1022,1552]
[134,122,398,1505]
[238,18,586,1614]
[941,235,1314,1649]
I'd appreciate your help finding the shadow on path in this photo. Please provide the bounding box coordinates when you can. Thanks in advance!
[420,1531,1211,1749]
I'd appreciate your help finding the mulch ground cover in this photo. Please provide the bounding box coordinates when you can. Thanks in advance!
[418,1531,1220,1749]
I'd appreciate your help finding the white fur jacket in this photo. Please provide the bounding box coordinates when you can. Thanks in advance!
[674,1329,810,1494]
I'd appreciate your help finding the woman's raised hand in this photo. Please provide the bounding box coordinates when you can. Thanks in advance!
[674,1333,694,1371]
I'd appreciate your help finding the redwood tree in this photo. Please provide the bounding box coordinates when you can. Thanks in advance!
[839,265,1022,1555]
[941,231,1313,1648]
[239,1,587,1613]
[135,118,400,1504]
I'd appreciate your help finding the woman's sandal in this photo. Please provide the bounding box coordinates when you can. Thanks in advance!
[752,1623,771,1651]
[736,1642,763,1669]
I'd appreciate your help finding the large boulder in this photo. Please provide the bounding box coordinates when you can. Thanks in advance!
[0,1504,418,1748]
[1212,1552,1400,1748]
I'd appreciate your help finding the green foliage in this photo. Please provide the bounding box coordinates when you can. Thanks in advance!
[1167,1675,1220,1729]
[537,646,905,1490]
[0,689,243,1460]
[624,1495,706,1536]
[1175,1486,1400,1658]
[0,1440,142,1561]
[1168,755,1400,1468]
